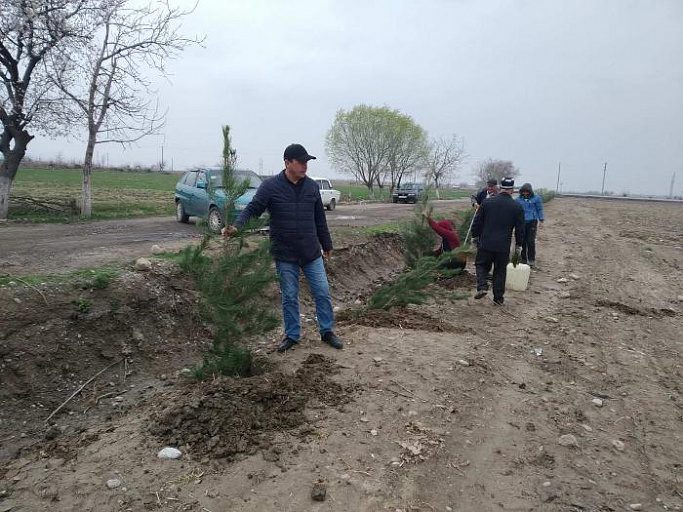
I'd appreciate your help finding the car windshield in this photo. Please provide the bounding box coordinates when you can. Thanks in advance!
[208,170,262,189]
[399,183,420,191]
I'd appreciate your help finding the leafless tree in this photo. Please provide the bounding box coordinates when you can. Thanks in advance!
[0,0,93,220]
[51,0,201,217]
[473,158,521,188]
[424,135,465,199]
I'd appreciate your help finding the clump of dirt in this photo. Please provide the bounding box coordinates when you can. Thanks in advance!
[149,354,355,461]
[437,270,477,289]
[595,299,678,317]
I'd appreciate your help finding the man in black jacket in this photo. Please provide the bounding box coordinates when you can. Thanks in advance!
[471,177,525,305]
[472,179,498,206]
[223,143,343,352]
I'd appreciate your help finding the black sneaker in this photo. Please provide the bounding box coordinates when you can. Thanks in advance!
[493,298,504,306]
[474,290,487,300]
[321,331,343,350]
[277,337,299,353]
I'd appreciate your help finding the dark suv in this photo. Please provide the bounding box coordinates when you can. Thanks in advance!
[392,183,426,204]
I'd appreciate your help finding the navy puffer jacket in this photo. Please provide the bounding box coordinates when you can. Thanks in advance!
[234,171,332,263]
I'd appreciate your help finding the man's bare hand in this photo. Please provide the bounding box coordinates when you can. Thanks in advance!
[221,225,237,238]
[323,249,332,259]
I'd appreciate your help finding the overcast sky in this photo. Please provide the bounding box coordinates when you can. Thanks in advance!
[30,0,683,195]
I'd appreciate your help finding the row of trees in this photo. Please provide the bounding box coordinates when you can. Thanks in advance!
[325,105,522,198]
[0,0,199,219]
[325,105,465,199]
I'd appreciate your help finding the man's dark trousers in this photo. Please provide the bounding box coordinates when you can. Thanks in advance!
[521,220,538,263]
[475,248,510,302]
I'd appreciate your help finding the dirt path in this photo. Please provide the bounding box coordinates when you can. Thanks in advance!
[1,198,682,511]
[0,199,467,276]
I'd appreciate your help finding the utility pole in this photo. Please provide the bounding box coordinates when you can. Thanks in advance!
[555,161,561,194]
[160,135,165,171]
[259,158,264,176]
[670,171,676,198]
[601,161,607,195]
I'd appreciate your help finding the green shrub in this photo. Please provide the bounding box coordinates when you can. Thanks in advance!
[536,188,556,203]
[367,250,467,311]
[76,298,92,313]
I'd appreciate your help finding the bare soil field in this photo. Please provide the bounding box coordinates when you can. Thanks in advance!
[1,198,682,512]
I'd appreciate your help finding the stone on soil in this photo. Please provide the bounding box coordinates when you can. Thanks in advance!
[157,447,182,459]
[558,434,578,447]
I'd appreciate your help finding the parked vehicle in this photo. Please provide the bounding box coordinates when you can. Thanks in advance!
[174,168,262,233]
[310,176,341,211]
[392,182,426,204]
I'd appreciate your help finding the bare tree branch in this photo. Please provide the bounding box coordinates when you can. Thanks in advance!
[47,0,203,217]
[425,135,466,199]
[1,0,95,220]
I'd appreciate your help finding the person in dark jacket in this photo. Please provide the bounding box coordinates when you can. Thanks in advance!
[422,212,465,270]
[222,143,342,352]
[471,177,525,305]
[472,179,498,207]
[515,183,545,266]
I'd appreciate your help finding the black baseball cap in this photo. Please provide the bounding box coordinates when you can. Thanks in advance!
[284,143,316,162]
[500,177,515,189]
[486,179,498,186]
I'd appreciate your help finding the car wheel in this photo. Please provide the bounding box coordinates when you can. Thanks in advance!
[327,198,336,211]
[176,201,189,223]
[208,207,223,234]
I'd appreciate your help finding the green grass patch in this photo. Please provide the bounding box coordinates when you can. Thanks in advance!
[8,167,180,222]
[358,222,402,235]
[332,181,470,201]
[0,265,120,288]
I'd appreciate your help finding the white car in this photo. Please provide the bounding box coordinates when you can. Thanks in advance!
[311,176,341,211]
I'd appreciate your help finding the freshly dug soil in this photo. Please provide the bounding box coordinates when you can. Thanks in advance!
[149,354,354,461]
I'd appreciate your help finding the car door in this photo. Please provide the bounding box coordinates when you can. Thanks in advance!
[192,170,210,218]
[179,171,198,215]
[315,179,328,205]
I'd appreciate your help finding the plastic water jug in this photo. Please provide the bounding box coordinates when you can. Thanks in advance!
[506,263,531,291]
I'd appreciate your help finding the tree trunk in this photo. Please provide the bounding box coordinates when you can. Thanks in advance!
[366,184,375,200]
[81,136,96,217]
[0,132,30,220]
[0,173,12,221]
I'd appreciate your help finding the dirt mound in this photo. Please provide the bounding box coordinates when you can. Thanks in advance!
[325,233,405,303]
[0,262,212,462]
[149,353,355,461]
